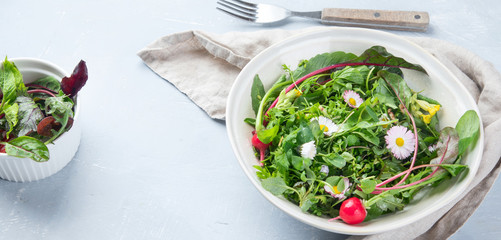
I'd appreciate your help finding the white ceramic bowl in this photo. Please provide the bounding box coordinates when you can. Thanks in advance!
[226,27,484,235]
[0,58,82,182]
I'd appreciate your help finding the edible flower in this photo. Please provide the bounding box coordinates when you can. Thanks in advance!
[343,90,363,108]
[385,126,416,159]
[300,141,317,159]
[324,178,351,199]
[414,98,441,124]
[311,116,339,136]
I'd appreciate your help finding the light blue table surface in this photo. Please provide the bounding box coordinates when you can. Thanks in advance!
[1,0,500,239]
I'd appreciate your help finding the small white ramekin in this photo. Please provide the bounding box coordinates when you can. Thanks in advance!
[0,58,82,182]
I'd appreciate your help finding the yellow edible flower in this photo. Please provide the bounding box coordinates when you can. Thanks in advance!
[415,99,441,124]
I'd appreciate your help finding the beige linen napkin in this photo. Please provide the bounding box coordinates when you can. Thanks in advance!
[138,28,501,239]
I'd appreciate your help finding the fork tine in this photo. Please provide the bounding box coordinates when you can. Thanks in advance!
[231,0,258,8]
[216,6,257,22]
[217,1,257,19]
[218,0,256,13]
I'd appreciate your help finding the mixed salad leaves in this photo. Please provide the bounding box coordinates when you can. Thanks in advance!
[247,46,480,224]
[0,57,88,162]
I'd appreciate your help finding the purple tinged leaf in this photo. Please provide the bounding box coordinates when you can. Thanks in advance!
[15,96,44,136]
[61,60,88,97]
[430,127,459,167]
[348,46,427,73]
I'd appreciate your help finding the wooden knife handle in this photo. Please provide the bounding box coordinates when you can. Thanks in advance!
[321,8,429,32]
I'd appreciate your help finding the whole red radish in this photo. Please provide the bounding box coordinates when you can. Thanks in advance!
[339,197,367,225]
[252,132,270,166]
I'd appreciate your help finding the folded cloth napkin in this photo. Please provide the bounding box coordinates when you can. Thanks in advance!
[138,27,501,239]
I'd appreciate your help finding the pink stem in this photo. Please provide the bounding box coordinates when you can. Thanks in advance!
[26,84,58,93]
[328,216,341,222]
[259,150,265,166]
[373,136,450,192]
[380,75,419,187]
[264,62,401,117]
[27,89,57,97]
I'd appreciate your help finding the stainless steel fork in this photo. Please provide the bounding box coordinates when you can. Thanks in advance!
[216,0,429,32]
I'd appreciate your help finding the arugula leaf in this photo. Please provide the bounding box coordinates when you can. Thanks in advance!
[3,136,49,162]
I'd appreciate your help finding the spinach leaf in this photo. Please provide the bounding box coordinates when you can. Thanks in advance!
[455,110,480,156]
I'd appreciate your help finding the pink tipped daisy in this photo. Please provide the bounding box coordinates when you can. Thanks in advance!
[300,141,317,159]
[343,90,364,108]
[324,178,351,199]
[385,126,416,159]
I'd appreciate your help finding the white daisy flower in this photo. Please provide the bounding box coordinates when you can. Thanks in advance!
[343,90,364,108]
[385,126,416,160]
[300,141,317,159]
[311,116,339,136]
[324,178,351,199]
